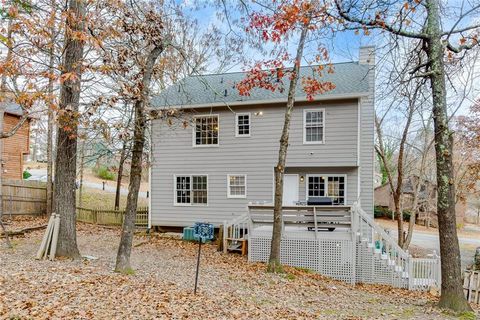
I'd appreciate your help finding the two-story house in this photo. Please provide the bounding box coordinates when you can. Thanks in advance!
[149,46,375,228]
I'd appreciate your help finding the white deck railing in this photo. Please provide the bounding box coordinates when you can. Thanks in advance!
[223,201,441,291]
[222,212,249,253]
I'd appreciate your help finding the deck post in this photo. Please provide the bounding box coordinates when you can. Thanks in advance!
[313,206,318,240]
[408,256,414,290]
[350,205,357,285]
[222,222,228,254]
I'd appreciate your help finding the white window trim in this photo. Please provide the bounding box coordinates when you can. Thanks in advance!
[192,114,220,148]
[227,174,247,198]
[305,174,347,205]
[173,174,209,206]
[235,112,251,137]
[303,108,325,145]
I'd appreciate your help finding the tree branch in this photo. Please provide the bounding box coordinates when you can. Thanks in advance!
[332,0,428,39]
[0,113,29,139]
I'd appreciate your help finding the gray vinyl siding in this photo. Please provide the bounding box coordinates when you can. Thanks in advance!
[150,100,369,227]
[358,48,375,215]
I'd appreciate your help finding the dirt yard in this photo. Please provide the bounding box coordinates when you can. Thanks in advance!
[0,218,478,319]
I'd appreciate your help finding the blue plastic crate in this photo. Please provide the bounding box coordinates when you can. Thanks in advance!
[183,227,196,241]
[183,226,212,243]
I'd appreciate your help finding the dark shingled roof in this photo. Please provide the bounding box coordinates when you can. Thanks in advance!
[151,62,370,108]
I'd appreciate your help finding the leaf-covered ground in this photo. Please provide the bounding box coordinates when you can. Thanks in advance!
[0,218,478,319]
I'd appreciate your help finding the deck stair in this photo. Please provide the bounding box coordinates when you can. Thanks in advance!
[223,202,441,291]
[223,213,249,256]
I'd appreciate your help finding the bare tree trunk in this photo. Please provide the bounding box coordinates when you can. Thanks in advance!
[394,199,404,246]
[405,133,433,248]
[31,129,38,162]
[425,0,471,311]
[46,4,56,216]
[404,179,420,249]
[46,93,54,215]
[54,0,85,259]
[268,26,308,273]
[114,140,128,210]
[115,46,163,273]
[78,138,86,208]
[0,107,11,248]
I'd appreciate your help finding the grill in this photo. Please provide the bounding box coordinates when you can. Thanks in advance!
[307,196,333,206]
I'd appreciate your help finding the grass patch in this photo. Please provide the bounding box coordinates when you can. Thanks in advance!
[77,187,148,209]
[116,267,136,275]
[458,311,477,320]
[285,273,296,281]
[294,266,314,274]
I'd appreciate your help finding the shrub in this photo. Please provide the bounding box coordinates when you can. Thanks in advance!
[375,206,411,221]
[23,170,31,179]
[94,166,116,181]
[374,206,392,218]
[402,210,411,222]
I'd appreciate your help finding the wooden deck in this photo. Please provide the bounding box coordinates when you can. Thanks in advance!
[222,202,441,290]
[248,204,354,240]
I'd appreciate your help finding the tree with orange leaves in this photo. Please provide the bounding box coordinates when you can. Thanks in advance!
[237,0,335,273]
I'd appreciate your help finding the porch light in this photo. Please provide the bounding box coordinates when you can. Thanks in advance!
[300,175,304,182]
[254,111,263,116]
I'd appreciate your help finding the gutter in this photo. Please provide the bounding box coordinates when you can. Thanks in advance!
[148,92,368,110]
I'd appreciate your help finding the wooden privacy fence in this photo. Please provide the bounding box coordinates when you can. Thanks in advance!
[2,179,47,216]
[464,270,480,304]
[76,207,148,228]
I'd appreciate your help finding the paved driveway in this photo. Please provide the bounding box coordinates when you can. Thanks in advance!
[389,229,480,269]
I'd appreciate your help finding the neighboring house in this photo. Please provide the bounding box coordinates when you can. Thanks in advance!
[1,102,30,180]
[149,46,375,228]
[374,176,466,227]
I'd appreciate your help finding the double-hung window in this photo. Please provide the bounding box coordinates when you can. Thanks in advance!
[227,175,247,198]
[303,109,325,144]
[235,113,251,137]
[194,115,219,146]
[175,175,208,205]
[307,175,346,205]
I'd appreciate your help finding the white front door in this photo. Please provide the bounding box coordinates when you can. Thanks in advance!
[283,174,299,206]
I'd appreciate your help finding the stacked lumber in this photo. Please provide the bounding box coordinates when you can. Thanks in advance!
[36,213,60,260]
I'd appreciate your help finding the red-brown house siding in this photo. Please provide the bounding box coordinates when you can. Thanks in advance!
[2,113,30,180]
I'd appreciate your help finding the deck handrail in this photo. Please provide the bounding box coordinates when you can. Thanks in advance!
[352,202,409,259]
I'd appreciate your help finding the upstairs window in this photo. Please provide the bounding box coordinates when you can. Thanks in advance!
[307,175,345,205]
[175,175,208,205]
[303,109,325,144]
[194,115,219,146]
[236,113,251,137]
[227,175,247,198]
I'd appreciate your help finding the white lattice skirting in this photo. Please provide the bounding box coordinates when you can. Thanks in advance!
[249,236,355,284]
